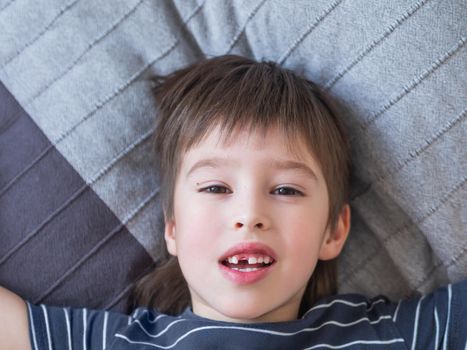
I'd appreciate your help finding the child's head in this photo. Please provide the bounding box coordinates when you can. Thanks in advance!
[133,55,351,322]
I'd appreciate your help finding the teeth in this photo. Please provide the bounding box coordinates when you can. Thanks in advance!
[231,267,261,272]
[225,255,273,265]
[248,257,257,264]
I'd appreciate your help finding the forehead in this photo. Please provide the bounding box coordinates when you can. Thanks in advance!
[180,125,322,175]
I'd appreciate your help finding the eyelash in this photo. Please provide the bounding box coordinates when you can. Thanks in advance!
[199,185,304,196]
[200,185,231,194]
[274,187,304,196]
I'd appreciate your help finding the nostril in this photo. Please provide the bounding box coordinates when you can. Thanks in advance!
[234,222,265,229]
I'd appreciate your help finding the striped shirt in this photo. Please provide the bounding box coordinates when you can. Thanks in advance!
[27,280,467,349]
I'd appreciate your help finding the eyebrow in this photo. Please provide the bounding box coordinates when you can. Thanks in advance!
[271,159,318,181]
[186,158,233,178]
[186,157,317,181]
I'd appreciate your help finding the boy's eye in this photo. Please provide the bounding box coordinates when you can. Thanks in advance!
[200,185,231,194]
[273,187,303,196]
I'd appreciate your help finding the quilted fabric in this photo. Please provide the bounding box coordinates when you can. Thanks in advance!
[0,0,465,311]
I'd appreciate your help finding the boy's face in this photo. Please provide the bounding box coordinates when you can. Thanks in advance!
[165,125,350,323]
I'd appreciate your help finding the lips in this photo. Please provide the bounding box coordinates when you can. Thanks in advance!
[218,242,277,285]
[219,242,277,263]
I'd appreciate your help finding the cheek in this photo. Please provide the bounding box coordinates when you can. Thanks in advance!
[174,200,223,253]
[277,201,328,251]
[279,199,328,230]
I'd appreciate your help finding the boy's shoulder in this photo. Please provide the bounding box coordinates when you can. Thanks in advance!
[300,291,402,344]
[298,281,466,349]
[301,290,394,321]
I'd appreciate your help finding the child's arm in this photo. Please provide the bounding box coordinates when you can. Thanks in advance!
[0,286,31,350]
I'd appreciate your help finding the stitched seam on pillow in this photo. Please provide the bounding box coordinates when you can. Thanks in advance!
[0,40,176,200]
[414,246,467,292]
[26,0,146,105]
[0,127,153,266]
[0,0,147,198]
[0,114,19,137]
[374,108,466,184]
[168,0,206,57]
[351,107,467,202]
[0,0,202,197]
[1,0,81,68]
[225,0,268,55]
[343,176,467,286]
[278,0,343,65]
[358,36,466,134]
[0,0,17,14]
[33,187,160,304]
[324,0,430,91]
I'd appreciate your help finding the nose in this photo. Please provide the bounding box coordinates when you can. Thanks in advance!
[232,194,271,232]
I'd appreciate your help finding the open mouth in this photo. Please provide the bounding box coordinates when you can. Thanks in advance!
[218,243,277,284]
[220,254,275,272]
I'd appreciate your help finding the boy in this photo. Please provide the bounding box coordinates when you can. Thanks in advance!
[1,55,466,349]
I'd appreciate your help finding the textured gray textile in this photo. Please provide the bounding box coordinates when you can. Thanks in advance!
[0,0,465,302]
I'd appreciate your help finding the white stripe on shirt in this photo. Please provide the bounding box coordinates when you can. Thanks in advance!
[434,307,440,350]
[411,295,425,350]
[442,284,452,350]
[393,300,402,322]
[137,309,169,324]
[27,303,39,350]
[302,299,369,318]
[302,338,406,349]
[134,319,189,338]
[103,311,108,350]
[63,308,72,350]
[40,304,53,350]
[83,308,87,350]
[366,298,386,312]
[132,308,140,319]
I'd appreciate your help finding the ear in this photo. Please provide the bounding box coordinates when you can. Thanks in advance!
[164,218,177,256]
[318,204,351,260]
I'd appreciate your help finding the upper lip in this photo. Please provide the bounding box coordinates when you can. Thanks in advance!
[219,242,277,262]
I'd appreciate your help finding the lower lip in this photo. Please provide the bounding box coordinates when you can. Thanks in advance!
[218,263,274,285]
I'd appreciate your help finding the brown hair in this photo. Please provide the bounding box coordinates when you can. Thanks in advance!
[129,55,350,317]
